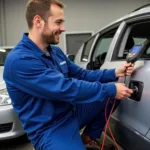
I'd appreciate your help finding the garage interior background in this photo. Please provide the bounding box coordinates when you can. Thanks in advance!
[0,0,150,53]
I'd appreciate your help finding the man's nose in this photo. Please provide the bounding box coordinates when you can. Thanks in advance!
[60,25,66,32]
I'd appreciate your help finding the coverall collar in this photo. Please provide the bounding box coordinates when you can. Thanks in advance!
[21,33,52,57]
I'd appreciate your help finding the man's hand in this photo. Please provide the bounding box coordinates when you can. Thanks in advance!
[115,62,134,78]
[115,83,133,99]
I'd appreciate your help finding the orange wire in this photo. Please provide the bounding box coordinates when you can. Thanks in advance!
[105,98,120,150]
[101,77,124,150]
[101,98,120,150]
[101,98,111,150]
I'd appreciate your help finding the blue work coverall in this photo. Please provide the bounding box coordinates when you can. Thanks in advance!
[3,33,118,150]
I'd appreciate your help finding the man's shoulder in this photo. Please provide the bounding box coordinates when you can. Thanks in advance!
[5,42,37,69]
[10,42,36,58]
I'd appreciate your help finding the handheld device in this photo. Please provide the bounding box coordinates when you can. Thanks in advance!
[124,39,150,94]
[126,39,150,63]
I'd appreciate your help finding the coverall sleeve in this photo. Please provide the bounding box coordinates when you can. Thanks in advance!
[10,55,116,104]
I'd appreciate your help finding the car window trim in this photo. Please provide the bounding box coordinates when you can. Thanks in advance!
[118,27,132,58]
[81,33,99,62]
[105,21,127,62]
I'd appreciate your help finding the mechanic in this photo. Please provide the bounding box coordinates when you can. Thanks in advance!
[3,0,134,150]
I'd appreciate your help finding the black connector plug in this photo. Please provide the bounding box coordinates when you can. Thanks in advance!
[132,86,138,94]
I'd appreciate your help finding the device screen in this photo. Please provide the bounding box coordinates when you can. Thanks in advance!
[130,45,142,53]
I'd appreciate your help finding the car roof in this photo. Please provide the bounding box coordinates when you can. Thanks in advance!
[131,3,150,12]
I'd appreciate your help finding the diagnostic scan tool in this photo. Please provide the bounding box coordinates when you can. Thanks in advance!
[126,39,150,63]
[124,39,150,101]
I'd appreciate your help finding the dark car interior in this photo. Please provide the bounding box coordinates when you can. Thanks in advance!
[118,22,150,60]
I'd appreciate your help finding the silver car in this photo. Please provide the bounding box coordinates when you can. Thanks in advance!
[0,46,25,140]
[71,4,150,150]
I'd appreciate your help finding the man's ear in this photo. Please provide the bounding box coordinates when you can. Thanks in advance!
[33,15,44,28]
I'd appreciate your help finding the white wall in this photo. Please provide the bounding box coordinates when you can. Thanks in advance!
[0,0,4,46]
[1,0,150,52]
[3,0,27,46]
[0,1,1,46]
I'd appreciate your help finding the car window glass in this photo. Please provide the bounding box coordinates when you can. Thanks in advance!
[116,22,150,60]
[133,38,150,55]
[133,38,146,45]
[91,29,118,69]
[95,38,113,58]
[134,38,150,55]
[146,47,150,54]
[81,35,96,62]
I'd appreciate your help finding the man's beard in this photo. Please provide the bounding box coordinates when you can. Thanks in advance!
[41,31,59,45]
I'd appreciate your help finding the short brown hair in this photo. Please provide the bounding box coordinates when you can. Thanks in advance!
[25,0,65,29]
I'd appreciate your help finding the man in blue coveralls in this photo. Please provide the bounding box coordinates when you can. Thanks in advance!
[3,0,134,150]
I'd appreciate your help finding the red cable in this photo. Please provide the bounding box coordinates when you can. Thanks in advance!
[101,77,125,150]
[101,98,111,150]
[105,98,120,150]
[101,98,120,150]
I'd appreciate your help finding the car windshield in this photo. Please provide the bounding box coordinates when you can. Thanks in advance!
[0,48,12,66]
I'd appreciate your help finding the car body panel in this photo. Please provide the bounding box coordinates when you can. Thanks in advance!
[0,67,5,90]
[109,116,150,150]
[0,104,24,140]
[101,60,150,136]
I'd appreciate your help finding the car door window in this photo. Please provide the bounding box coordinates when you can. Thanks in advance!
[113,21,150,60]
[134,38,150,55]
[91,29,119,69]
[94,38,113,58]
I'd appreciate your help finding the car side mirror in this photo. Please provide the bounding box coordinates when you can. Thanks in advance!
[67,54,75,62]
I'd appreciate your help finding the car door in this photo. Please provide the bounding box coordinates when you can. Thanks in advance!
[99,17,150,149]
